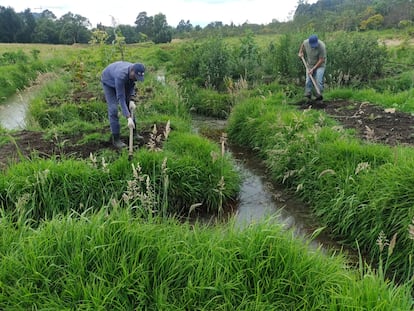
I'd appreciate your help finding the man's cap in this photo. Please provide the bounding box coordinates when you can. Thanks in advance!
[309,35,319,48]
[132,63,145,81]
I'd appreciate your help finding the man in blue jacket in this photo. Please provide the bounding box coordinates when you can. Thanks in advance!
[101,61,145,149]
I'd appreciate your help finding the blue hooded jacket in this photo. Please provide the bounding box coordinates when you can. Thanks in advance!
[101,61,136,117]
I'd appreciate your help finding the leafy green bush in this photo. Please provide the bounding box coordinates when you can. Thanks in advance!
[370,70,414,93]
[174,36,234,90]
[262,33,303,82]
[327,32,387,86]
[182,85,233,119]
[0,50,29,65]
[233,30,262,82]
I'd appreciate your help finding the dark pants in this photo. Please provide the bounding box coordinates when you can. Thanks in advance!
[102,82,121,135]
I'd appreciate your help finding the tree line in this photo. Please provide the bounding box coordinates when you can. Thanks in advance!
[1,0,414,45]
[295,0,414,32]
[0,6,176,44]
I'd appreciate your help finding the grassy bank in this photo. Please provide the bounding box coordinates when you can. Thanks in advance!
[0,208,412,310]
[0,44,77,103]
[1,34,414,308]
[227,92,414,284]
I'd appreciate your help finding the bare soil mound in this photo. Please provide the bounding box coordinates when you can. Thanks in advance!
[0,125,167,169]
[2,100,414,170]
[297,99,414,146]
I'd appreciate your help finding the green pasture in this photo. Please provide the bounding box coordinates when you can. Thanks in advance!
[1,30,414,309]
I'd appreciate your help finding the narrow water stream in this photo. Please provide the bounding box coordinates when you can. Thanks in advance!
[0,92,32,130]
[191,116,343,252]
[0,73,55,131]
[0,86,345,254]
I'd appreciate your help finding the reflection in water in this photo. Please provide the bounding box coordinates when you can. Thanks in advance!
[0,73,55,130]
[231,145,312,231]
[230,145,337,248]
[0,92,31,130]
[234,158,276,225]
[191,115,345,253]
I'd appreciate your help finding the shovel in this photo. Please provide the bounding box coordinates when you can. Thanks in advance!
[128,106,135,161]
[300,56,321,96]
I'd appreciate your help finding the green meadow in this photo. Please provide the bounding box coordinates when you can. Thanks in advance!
[1,29,414,309]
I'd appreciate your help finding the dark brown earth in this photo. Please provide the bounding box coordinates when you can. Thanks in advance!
[2,99,414,170]
[297,99,414,146]
[0,124,167,170]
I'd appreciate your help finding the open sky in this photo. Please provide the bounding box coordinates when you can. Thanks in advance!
[3,0,318,27]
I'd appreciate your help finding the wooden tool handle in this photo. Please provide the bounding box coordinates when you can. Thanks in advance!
[300,56,321,95]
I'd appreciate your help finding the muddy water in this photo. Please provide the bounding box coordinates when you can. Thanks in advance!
[0,86,343,253]
[191,116,344,252]
[0,92,32,130]
[0,73,55,130]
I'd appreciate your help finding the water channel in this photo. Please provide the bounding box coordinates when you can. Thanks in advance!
[191,116,342,252]
[0,84,344,254]
[0,92,31,129]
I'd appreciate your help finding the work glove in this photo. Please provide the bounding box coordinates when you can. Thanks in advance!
[129,100,136,111]
[127,117,135,129]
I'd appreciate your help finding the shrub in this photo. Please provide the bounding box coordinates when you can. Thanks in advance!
[174,36,233,91]
[327,32,387,86]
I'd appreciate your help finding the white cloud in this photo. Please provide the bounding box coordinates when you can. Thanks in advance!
[5,0,317,27]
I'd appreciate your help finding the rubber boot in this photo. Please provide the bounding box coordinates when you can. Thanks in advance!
[112,133,127,149]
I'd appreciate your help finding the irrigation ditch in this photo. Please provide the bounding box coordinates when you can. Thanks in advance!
[0,83,348,258]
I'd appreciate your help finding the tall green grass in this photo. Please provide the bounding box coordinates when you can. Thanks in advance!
[0,45,71,103]
[227,94,414,283]
[327,87,414,113]
[2,39,414,308]
[0,209,411,310]
[0,130,240,220]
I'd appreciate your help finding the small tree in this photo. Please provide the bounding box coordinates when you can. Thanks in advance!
[234,30,261,81]
[152,13,172,44]
[360,14,384,30]
[58,12,91,44]
[327,32,387,86]
[89,29,111,66]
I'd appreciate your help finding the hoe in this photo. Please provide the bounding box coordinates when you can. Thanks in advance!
[128,104,136,161]
[300,55,321,98]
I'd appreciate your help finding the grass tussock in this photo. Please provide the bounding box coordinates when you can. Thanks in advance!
[0,130,240,221]
[0,209,412,310]
[2,39,414,308]
[227,94,414,284]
